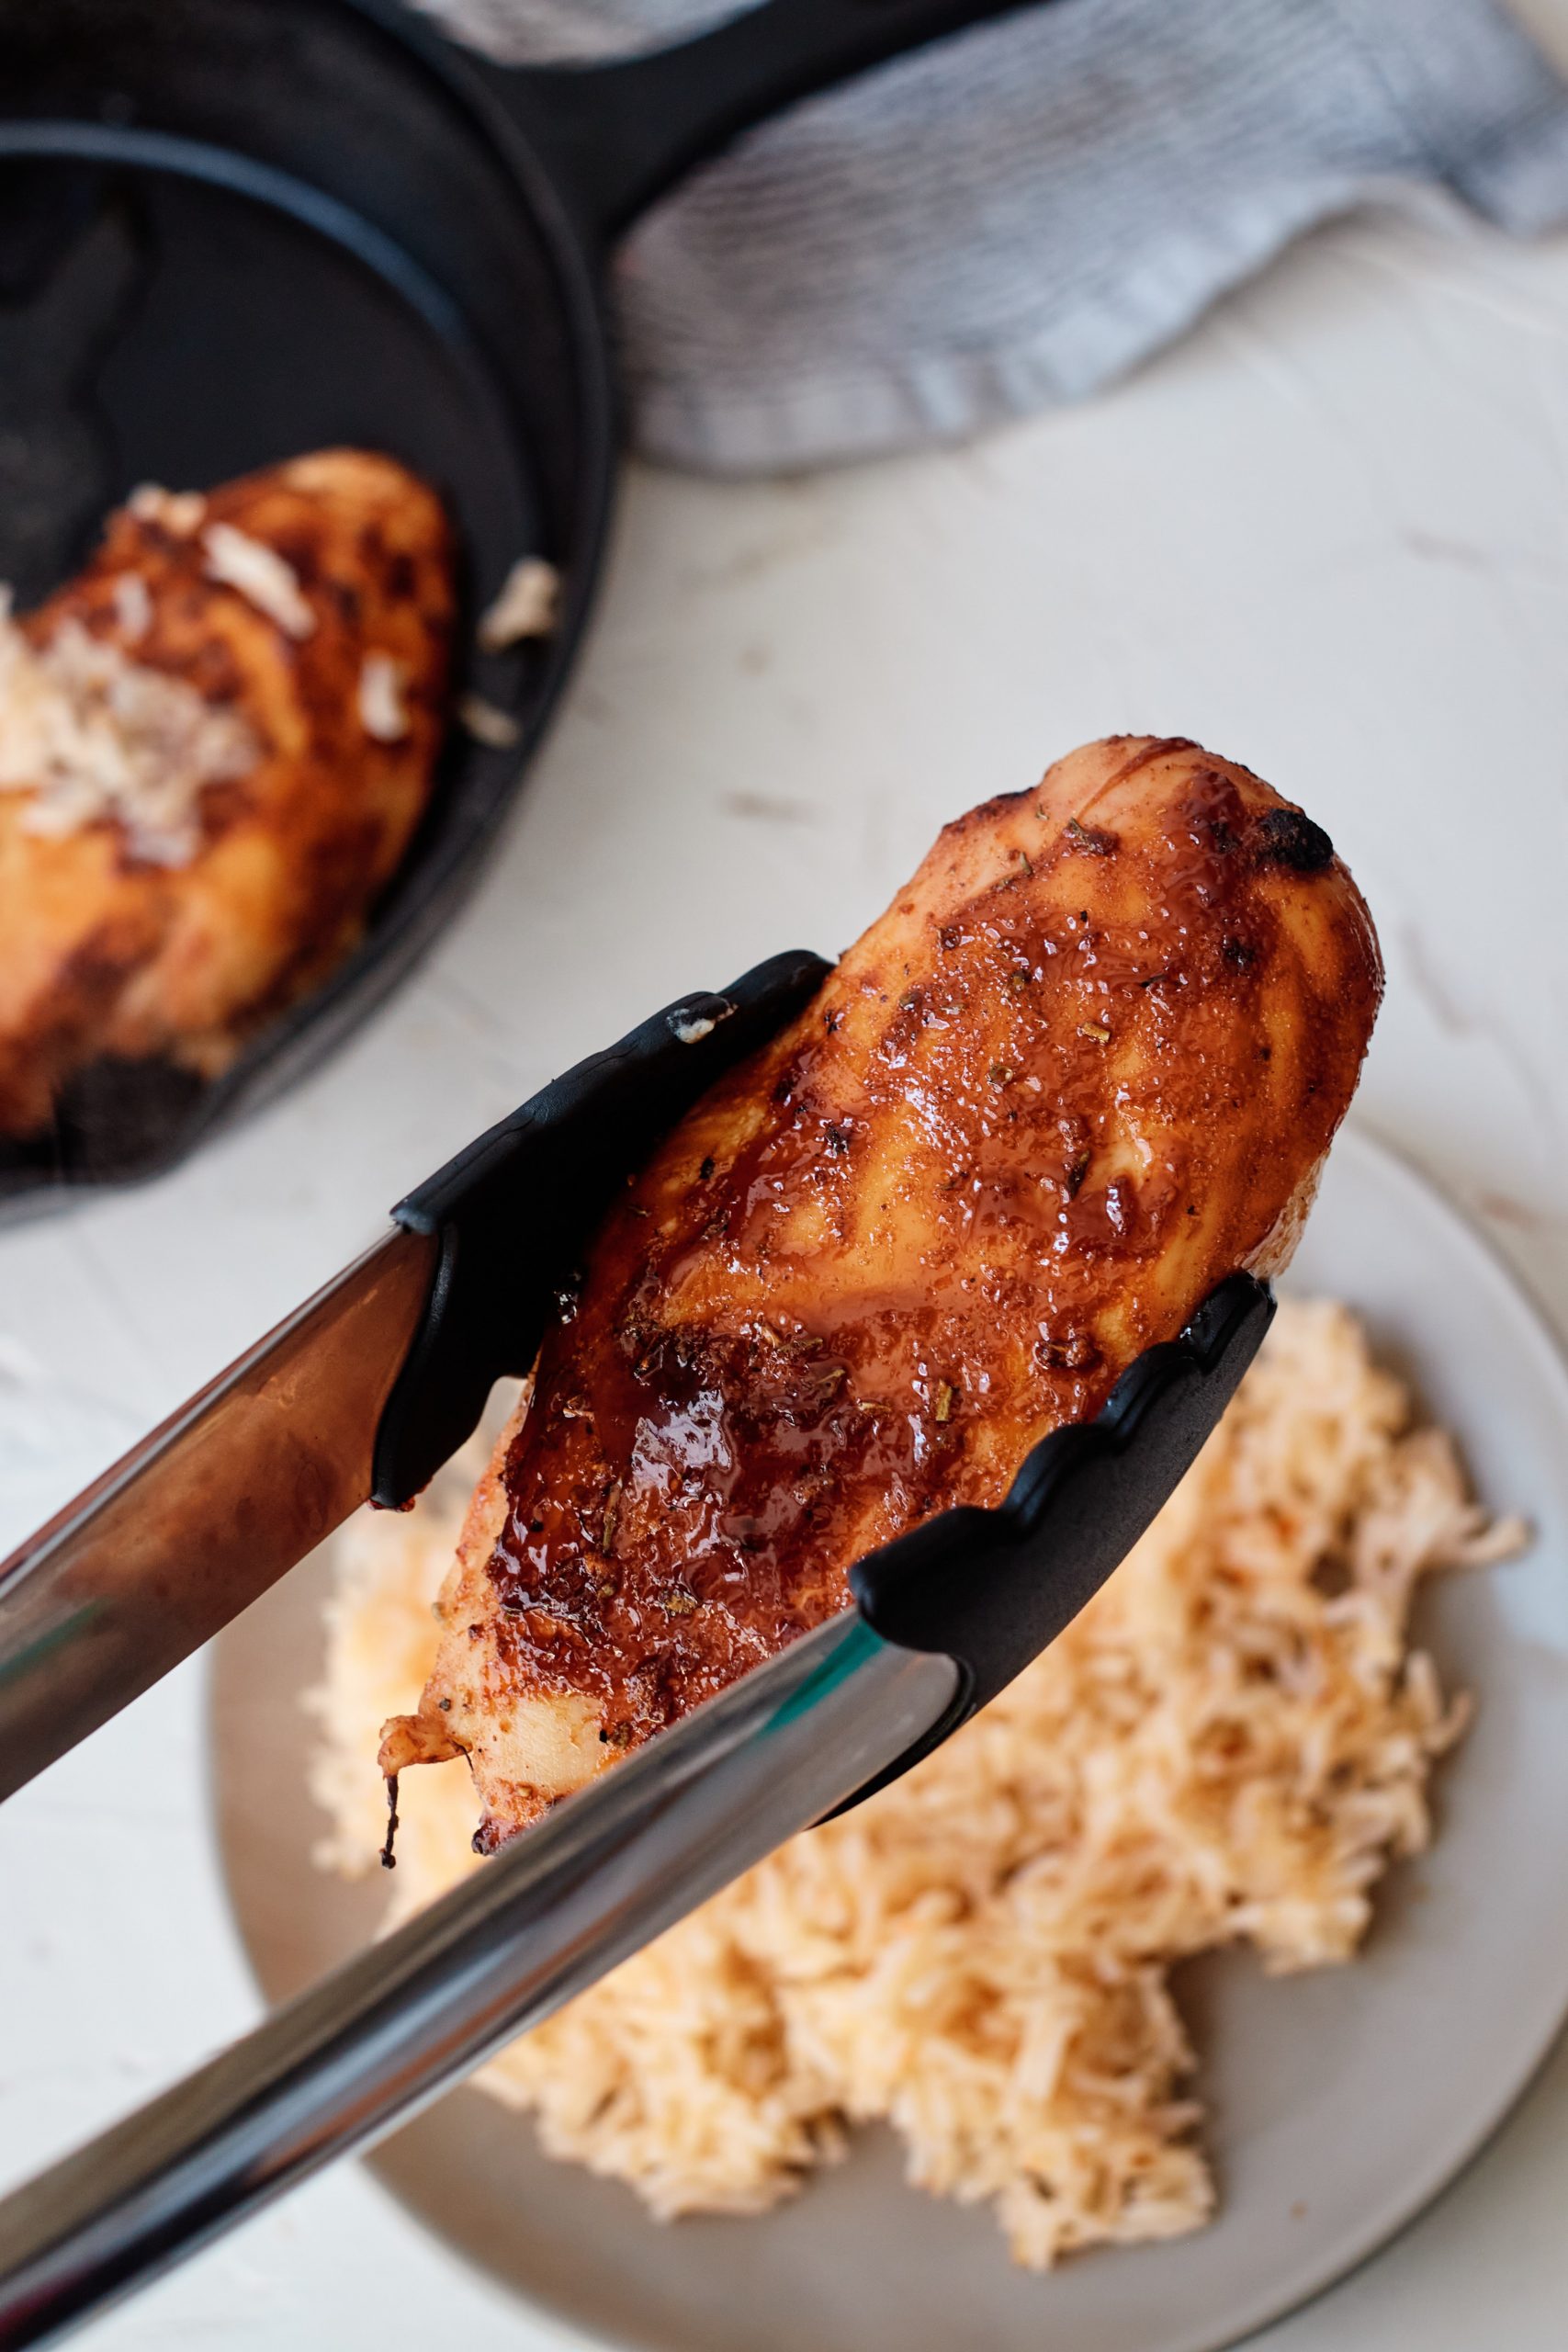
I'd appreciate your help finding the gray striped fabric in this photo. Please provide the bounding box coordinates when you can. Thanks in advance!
[423,0,1568,471]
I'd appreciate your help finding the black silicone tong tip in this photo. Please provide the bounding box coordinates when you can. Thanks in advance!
[371,947,834,1507]
[841,1269,1276,1805]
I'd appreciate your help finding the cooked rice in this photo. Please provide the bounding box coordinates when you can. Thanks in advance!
[128,483,207,536]
[202,522,316,639]
[476,556,559,651]
[0,594,259,865]
[357,652,411,743]
[455,693,521,749]
[308,1299,1522,2268]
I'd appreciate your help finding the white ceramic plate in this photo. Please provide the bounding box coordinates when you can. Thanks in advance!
[212,1124,1568,2352]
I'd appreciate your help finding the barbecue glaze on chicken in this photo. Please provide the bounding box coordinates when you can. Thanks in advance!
[382,737,1382,1848]
[0,450,453,1137]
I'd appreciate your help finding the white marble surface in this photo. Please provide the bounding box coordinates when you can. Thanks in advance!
[8,14,1568,2338]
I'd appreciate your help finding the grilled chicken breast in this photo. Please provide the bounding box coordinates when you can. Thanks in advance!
[0,449,454,1137]
[382,736,1382,1848]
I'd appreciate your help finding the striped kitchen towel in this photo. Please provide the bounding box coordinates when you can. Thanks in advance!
[427,0,1568,469]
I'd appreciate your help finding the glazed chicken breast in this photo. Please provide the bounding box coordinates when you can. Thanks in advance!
[382,736,1382,1849]
[0,449,454,1137]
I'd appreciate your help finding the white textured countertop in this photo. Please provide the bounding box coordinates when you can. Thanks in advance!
[6,13,1568,2337]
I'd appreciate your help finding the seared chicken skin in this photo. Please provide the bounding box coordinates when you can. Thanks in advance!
[383,737,1382,1847]
[0,450,453,1137]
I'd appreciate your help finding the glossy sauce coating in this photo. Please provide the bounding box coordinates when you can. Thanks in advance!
[389,738,1382,1840]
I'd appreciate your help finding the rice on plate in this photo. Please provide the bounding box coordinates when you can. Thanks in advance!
[309,1298,1521,2270]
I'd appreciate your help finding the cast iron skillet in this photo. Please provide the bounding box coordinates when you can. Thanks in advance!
[0,0,1054,1213]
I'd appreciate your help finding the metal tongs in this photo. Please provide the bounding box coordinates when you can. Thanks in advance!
[0,951,1273,2347]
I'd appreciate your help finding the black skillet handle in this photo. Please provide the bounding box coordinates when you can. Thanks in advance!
[475,0,1066,243]
[370,947,831,1508]
[843,1272,1276,1801]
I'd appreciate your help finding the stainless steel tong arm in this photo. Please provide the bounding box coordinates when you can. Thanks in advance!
[0,1227,437,1806]
[0,1612,958,2350]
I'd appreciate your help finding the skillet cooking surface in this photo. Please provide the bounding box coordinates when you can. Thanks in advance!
[0,0,611,1210]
